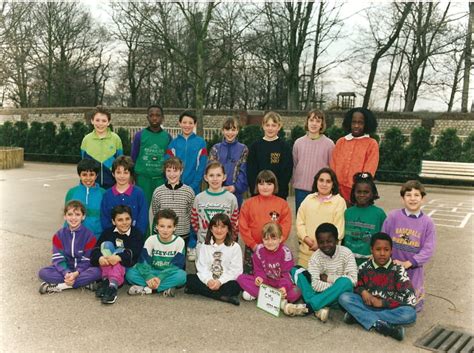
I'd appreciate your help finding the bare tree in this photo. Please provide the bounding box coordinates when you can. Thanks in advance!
[461,2,473,112]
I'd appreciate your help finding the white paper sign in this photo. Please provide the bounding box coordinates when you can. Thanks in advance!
[257,284,282,317]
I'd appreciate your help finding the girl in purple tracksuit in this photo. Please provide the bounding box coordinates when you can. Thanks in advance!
[38,200,101,294]
[209,117,248,208]
[237,222,308,316]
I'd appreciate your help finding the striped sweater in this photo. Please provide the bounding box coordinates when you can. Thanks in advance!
[308,245,358,292]
[191,189,239,243]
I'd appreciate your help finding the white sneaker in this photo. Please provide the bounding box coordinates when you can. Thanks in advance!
[315,307,330,322]
[283,302,308,316]
[242,291,256,301]
[128,285,152,295]
[39,282,62,294]
[187,247,196,261]
[162,287,176,298]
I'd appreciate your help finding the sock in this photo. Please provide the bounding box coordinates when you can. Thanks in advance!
[280,299,288,309]
[57,283,73,290]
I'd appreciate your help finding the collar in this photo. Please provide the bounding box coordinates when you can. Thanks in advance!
[263,136,279,142]
[319,245,339,259]
[92,129,111,139]
[165,182,183,190]
[205,189,226,196]
[180,132,195,140]
[402,208,422,218]
[372,258,392,269]
[309,192,333,202]
[307,133,321,140]
[222,138,238,146]
[344,133,370,141]
[112,184,134,196]
[113,227,131,236]
[146,126,163,133]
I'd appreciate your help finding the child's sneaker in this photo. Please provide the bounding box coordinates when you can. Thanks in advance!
[283,302,308,316]
[314,307,330,322]
[343,312,357,325]
[187,247,196,261]
[242,291,256,301]
[39,282,62,294]
[128,285,152,295]
[374,320,405,341]
[84,281,99,291]
[95,279,110,298]
[101,286,118,304]
[162,288,176,298]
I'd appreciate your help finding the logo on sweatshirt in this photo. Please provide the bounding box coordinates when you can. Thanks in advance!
[270,152,281,164]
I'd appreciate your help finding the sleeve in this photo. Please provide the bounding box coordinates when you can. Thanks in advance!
[209,145,218,161]
[151,188,161,217]
[279,141,293,190]
[51,232,70,276]
[135,240,154,281]
[363,139,379,177]
[190,200,199,234]
[118,228,144,267]
[412,219,436,267]
[114,133,124,157]
[196,246,213,285]
[230,197,239,235]
[168,239,186,270]
[90,230,108,267]
[382,265,417,308]
[291,141,299,185]
[246,142,258,196]
[233,145,249,194]
[190,141,208,193]
[135,188,149,235]
[279,200,292,243]
[80,136,87,159]
[296,200,308,242]
[329,138,343,173]
[76,231,97,273]
[65,188,74,204]
[239,201,257,249]
[219,244,243,284]
[100,193,113,232]
[333,197,347,242]
[381,213,394,235]
[327,249,357,286]
[252,246,268,279]
[187,188,195,225]
[327,138,335,165]
[164,139,176,160]
[280,245,295,278]
[354,264,369,296]
[130,130,142,162]
[308,254,331,292]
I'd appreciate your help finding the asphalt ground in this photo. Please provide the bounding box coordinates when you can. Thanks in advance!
[0,162,472,352]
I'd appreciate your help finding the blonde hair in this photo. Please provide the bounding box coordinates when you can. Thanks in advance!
[262,222,282,239]
[262,111,282,127]
[305,109,327,133]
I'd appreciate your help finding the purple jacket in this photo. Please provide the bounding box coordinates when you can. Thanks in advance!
[51,225,97,276]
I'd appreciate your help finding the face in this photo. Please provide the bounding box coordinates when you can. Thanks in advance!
[165,167,182,185]
[79,170,97,188]
[317,172,333,197]
[351,112,365,137]
[262,120,281,139]
[402,189,424,213]
[112,212,132,234]
[354,183,373,207]
[64,207,85,230]
[257,181,275,197]
[156,218,176,241]
[223,127,238,142]
[91,113,110,135]
[147,107,163,130]
[262,234,281,252]
[307,115,323,135]
[179,116,196,137]
[372,239,392,266]
[211,222,229,244]
[317,232,337,257]
[113,166,131,187]
[204,166,226,191]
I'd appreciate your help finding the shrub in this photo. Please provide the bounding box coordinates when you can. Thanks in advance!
[55,122,75,163]
[405,127,432,171]
[429,128,462,162]
[116,127,131,155]
[25,122,43,160]
[0,121,15,146]
[13,121,28,148]
[238,124,263,147]
[290,125,305,147]
[206,131,222,151]
[325,125,345,143]
[461,132,474,163]
[378,127,409,180]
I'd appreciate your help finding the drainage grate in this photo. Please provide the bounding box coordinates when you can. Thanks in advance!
[415,325,474,353]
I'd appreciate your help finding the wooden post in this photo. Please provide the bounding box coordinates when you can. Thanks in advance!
[0,147,24,169]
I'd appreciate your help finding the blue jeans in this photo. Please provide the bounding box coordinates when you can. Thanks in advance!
[338,292,416,330]
[295,189,311,214]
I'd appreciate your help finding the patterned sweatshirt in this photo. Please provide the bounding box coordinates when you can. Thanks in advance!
[355,259,417,308]
[196,241,243,285]
[252,243,294,285]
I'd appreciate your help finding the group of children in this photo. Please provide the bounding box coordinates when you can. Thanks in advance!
[38,105,436,341]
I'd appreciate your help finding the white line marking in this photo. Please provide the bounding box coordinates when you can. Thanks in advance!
[452,208,457,212]
[20,174,76,182]
[459,213,472,229]
[427,210,436,217]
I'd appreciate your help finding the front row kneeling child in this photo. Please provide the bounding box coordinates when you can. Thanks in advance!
[39,200,101,293]
[90,205,144,304]
[338,232,416,341]
[237,222,308,316]
[126,209,186,296]
[185,213,242,305]
[291,223,357,322]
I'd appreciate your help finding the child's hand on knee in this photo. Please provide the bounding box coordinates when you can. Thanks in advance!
[99,256,110,266]
[64,271,79,286]
[255,277,263,286]
[107,255,121,266]
[146,277,160,290]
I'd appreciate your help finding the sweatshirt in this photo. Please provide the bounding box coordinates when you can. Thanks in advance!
[253,243,294,284]
[196,241,243,285]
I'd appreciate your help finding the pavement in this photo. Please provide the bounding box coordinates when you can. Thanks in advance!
[0,162,473,353]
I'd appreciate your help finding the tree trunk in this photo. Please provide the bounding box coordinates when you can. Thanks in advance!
[461,2,473,112]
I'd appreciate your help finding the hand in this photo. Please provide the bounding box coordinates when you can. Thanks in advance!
[146,277,160,290]
[207,279,221,290]
[394,260,412,269]
[255,277,263,286]
[99,256,110,266]
[304,237,318,251]
[371,296,383,308]
[361,290,374,306]
[224,185,236,193]
[64,271,79,286]
[278,287,287,299]
[107,255,121,266]
[320,274,328,282]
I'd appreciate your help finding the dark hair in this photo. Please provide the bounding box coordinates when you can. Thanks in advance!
[155,208,178,227]
[77,159,100,175]
[370,232,392,248]
[179,110,197,123]
[91,105,111,121]
[350,172,379,205]
[342,107,377,134]
[305,109,326,133]
[111,205,132,220]
[205,213,234,246]
[64,200,86,216]
[311,167,339,195]
[315,222,338,241]
[205,161,225,175]
[163,157,183,173]
[222,117,240,130]
[400,180,426,197]
[112,155,134,174]
[147,104,163,116]
[255,170,279,195]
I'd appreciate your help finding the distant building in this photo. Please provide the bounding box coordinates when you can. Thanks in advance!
[336,92,356,110]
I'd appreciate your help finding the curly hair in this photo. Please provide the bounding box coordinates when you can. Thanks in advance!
[342,107,378,134]
[350,172,379,205]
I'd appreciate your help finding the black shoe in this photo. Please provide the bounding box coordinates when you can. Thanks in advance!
[374,320,405,341]
[220,295,240,306]
[95,279,110,298]
[101,286,117,304]
[343,312,357,325]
